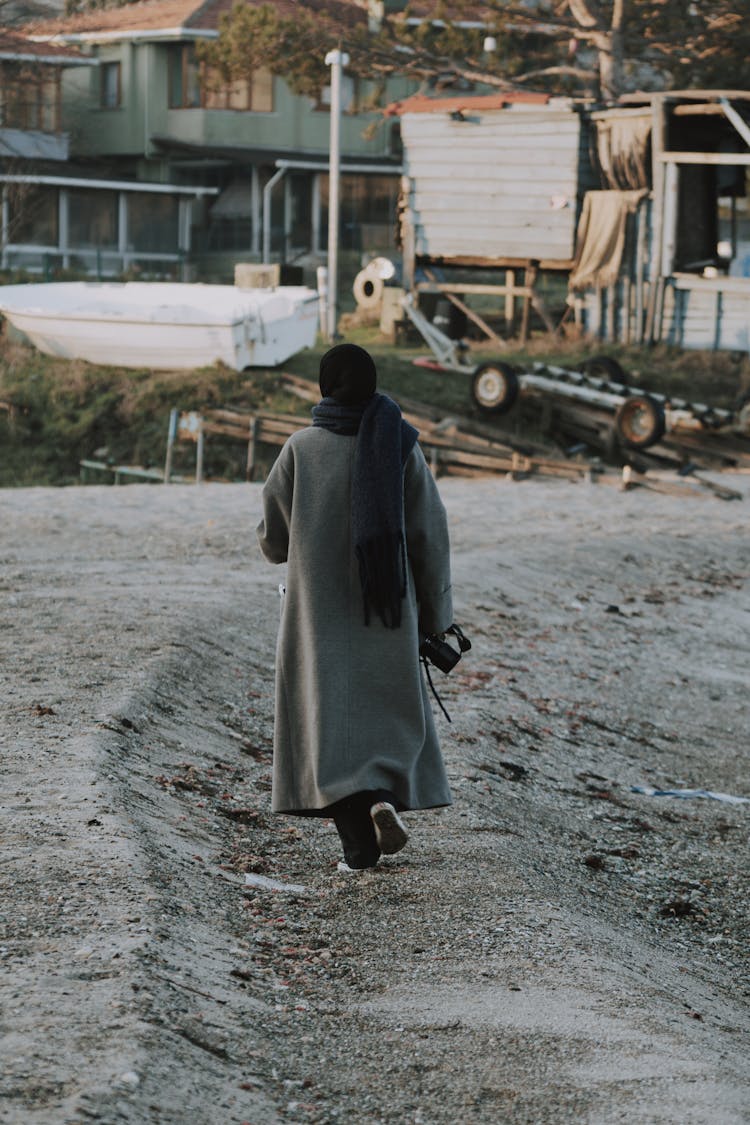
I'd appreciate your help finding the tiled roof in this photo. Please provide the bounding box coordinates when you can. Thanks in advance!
[27,0,212,36]
[384,91,554,116]
[26,0,367,38]
[0,27,89,61]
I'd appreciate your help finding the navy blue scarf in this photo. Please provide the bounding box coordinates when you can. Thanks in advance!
[312,393,418,628]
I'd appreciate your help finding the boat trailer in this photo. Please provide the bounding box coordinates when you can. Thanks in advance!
[400,294,740,453]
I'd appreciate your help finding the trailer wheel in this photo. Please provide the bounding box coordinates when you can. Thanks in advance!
[581,355,628,386]
[614,395,666,449]
[471,362,519,415]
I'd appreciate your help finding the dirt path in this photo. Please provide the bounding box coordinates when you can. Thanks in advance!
[1,475,749,1124]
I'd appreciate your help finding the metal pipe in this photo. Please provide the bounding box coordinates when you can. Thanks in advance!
[0,174,217,195]
[262,166,287,263]
[324,48,349,343]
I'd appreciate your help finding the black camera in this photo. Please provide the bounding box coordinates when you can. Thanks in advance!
[419,624,471,674]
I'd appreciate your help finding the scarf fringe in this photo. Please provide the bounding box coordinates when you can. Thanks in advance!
[313,393,418,630]
[356,532,408,629]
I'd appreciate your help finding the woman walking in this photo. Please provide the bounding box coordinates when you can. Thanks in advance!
[257,343,454,871]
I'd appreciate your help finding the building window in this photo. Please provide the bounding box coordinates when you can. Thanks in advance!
[168,45,201,109]
[68,189,118,250]
[6,184,59,245]
[203,66,274,113]
[0,62,60,132]
[100,61,121,109]
[168,45,274,111]
[126,193,179,253]
[318,174,400,253]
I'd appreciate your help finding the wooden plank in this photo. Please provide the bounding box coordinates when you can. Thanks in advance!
[660,152,750,165]
[417,238,576,261]
[412,183,580,204]
[416,254,574,271]
[255,427,291,448]
[671,103,726,117]
[416,282,533,298]
[437,291,507,348]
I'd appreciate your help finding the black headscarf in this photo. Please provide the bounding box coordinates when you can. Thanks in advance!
[312,344,418,628]
[318,342,377,405]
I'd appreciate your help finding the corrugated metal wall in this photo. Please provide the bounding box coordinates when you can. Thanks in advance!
[580,276,750,351]
[401,106,584,261]
[663,278,750,352]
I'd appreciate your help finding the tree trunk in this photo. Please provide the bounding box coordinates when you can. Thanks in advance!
[568,0,625,102]
[596,25,623,101]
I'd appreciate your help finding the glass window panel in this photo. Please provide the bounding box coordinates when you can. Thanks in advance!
[168,47,183,108]
[2,64,27,129]
[251,68,273,112]
[100,62,120,109]
[184,48,201,108]
[41,77,59,131]
[7,185,58,246]
[227,77,250,111]
[203,66,225,110]
[68,189,118,250]
[127,193,179,253]
[317,174,399,252]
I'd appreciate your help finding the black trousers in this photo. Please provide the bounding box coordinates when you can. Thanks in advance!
[328,789,397,869]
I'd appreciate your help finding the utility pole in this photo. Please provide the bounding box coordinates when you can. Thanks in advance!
[324,48,349,343]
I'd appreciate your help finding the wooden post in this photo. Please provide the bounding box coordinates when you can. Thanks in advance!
[622,277,631,345]
[164,407,178,484]
[505,268,515,329]
[399,176,416,295]
[605,283,616,341]
[246,416,260,481]
[520,264,536,343]
[634,200,647,343]
[645,94,666,343]
[195,426,204,484]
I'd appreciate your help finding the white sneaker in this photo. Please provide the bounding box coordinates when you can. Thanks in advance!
[370,802,409,855]
[337,860,375,875]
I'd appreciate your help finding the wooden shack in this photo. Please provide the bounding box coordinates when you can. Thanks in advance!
[573,91,750,352]
[388,91,597,340]
[389,89,750,354]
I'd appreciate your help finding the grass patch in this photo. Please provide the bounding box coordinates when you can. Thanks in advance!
[1,327,748,487]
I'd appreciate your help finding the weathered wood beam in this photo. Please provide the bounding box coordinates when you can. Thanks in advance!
[416,282,533,297]
[719,97,750,150]
[659,152,750,165]
[415,254,574,271]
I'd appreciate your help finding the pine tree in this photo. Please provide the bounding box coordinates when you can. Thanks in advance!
[199,1,750,106]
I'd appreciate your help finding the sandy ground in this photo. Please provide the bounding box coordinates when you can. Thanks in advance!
[1,470,749,1125]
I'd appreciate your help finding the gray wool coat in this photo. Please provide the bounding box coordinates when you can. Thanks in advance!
[256,425,454,815]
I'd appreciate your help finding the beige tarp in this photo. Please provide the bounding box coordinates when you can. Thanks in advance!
[568,188,648,292]
[596,115,652,190]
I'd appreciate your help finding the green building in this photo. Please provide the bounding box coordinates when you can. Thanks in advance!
[7,0,411,282]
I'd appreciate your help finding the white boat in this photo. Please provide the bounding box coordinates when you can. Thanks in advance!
[0,281,320,370]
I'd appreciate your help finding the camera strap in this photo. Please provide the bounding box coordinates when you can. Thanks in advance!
[420,624,471,723]
[447,624,471,654]
[421,655,453,723]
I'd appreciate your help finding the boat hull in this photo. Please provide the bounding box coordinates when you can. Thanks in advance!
[0,282,320,370]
